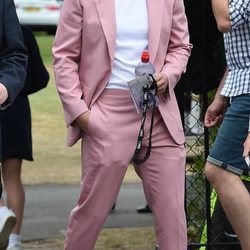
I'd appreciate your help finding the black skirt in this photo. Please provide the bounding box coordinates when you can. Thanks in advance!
[1,94,33,161]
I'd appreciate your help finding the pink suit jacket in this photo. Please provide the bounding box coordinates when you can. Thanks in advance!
[53,0,192,147]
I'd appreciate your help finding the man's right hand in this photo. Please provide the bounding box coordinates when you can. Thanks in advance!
[75,111,91,133]
[204,97,228,128]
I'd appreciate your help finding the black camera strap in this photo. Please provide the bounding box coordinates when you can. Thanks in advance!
[132,74,157,165]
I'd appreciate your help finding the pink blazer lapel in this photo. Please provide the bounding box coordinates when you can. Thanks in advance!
[147,0,164,63]
[96,0,116,61]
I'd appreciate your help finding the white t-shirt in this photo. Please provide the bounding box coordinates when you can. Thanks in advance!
[106,0,148,89]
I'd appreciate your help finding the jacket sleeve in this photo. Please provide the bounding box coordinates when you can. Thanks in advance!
[53,0,88,127]
[161,0,192,94]
[0,0,28,106]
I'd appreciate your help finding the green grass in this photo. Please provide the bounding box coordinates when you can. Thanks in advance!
[23,227,156,250]
[22,69,82,184]
[35,33,54,64]
[22,34,81,184]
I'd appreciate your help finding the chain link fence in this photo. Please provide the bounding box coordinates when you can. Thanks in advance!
[180,0,242,249]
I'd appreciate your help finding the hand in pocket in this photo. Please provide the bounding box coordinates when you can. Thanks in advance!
[76,110,91,133]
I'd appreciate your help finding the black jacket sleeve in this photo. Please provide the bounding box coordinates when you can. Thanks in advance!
[0,0,28,106]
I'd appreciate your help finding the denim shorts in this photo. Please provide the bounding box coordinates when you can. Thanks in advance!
[207,94,250,175]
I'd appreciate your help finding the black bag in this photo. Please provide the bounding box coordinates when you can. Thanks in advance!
[21,25,49,95]
[179,0,227,94]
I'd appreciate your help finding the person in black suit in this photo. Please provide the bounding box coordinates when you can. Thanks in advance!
[1,25,49,250]
[0,0,28,249]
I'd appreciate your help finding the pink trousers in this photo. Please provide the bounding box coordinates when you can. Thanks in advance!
[64,89,187,250]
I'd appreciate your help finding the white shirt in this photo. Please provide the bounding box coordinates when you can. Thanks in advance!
[106,0,148,89]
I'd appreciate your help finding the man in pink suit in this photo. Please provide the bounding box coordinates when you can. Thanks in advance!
[53,0,191,249]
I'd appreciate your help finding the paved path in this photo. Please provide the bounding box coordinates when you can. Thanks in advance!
[21,183,153,241]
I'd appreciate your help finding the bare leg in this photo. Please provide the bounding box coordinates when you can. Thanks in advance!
[2,159,25,234]
[205,162,250,250]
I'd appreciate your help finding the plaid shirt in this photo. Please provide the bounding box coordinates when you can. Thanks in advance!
[221,0,250,97]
